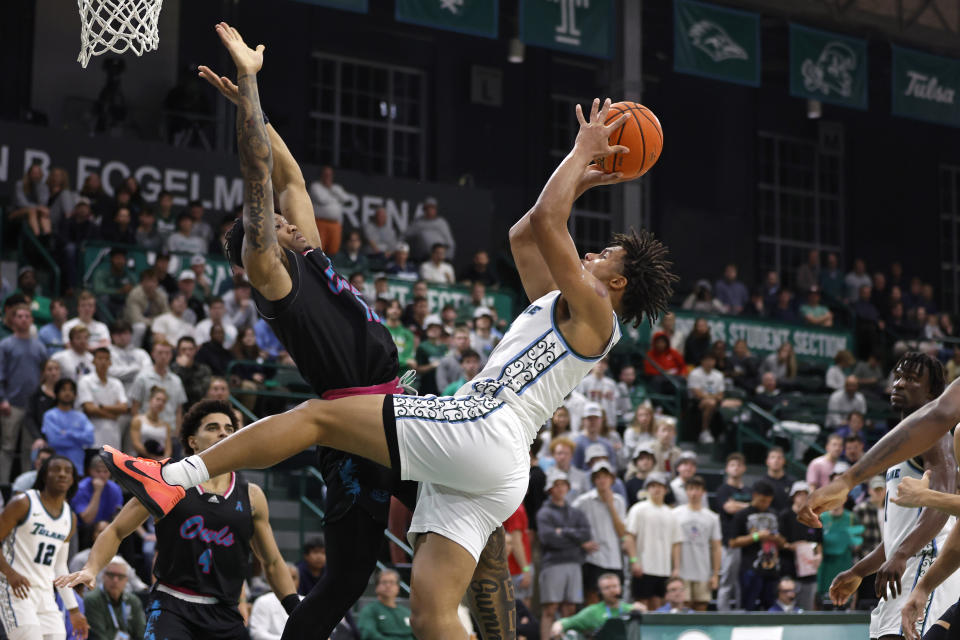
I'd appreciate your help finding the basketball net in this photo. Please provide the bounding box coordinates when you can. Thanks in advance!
[77,0,163,68]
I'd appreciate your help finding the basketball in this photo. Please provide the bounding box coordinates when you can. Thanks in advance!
[597,101,663,178]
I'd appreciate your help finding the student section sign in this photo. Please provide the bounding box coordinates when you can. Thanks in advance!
[673,311,852,365]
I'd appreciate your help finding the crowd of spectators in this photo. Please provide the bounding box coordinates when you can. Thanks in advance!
[0,163,933,638]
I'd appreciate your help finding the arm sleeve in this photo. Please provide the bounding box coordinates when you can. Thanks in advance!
[54,541,79,610]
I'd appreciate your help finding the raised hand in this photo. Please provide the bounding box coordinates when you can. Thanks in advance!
[574,98,630,163]
[798,477,850,528]
[198,65,240,105]
[892,471,931,509]
[54,568,97,592]
[214,22,264,76]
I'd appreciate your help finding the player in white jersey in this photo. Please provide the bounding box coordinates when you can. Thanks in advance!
[828,353,956,639]
[102,97,676,639]
[0,455,88,640]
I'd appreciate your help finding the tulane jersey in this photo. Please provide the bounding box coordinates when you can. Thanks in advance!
[883,458,954,559]
[461,290,621,442]
[153,473,253,605]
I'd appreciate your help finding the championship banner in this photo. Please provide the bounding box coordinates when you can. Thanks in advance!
[673,310,852,365]
[789,24,868,110]
[396,0,498,38]
[673,0,760,87]
[289,0,368,12]
[82,242,514,321]
[520,0,614,59]
[892,45,960,127]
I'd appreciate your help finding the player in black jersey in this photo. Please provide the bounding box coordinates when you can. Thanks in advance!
[102,22,516,640]
[56,400,298,640]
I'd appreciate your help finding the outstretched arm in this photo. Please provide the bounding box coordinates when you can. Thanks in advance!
[526,98,630,353]
[198,65,322,249]
[215,22,291,300]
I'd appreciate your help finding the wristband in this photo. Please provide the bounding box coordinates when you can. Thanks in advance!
[630,556,638,563]
[752,532,760,542]
[281,593,300,615]
[522,565,531,573]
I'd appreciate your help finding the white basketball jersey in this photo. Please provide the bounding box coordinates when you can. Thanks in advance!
[3,490,72,589]
[883,459,953,559]
[461,290,621,442]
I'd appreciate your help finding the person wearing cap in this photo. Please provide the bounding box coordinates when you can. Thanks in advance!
[548,437,591,503]
[418,242,455,285]
[403,196,455,262]
[728,481,786,610]
[150,292,196,347]
[674,475,722,611]
[822,353,957,639]
[362,206,398,267]
[669,452,698,506]
[572,403,617,472]
[12,265,52,326]
[624,445,656,508]
[713,453,750,610]
[714,264,749,315]
[189,254,213,300]
[800,285,833,327]
[537,468,592,639]
[384,242,419,281]
[625,472,682,611]
[165,212,207,254]
[576,358,619,432]
[572,460,627,604]
[687,350,725,444]
[778,480,822,611]
[414,314,448,395]
[582,443,627,501]
[176,269,207,324]
[469,305,501,365]
[62,291,110,351]
[91,247,136,319]
[123,269,170,348]
[682,279,727,314]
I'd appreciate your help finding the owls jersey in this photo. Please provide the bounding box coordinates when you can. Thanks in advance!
[883,458,954,559]
[153,472,253,605]
[460,290,621,442]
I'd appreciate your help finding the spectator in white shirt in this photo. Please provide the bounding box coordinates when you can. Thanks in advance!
[77,347,129,450]
[107,320,153,394]
[249,563,301,640]
[419,243,455,284]
[194,297,238,349]
[151,292,195,346]
[165,212,207,254]
[222,278,257,330]
[577,358,619,430]
[309,165,349,256]
[625,473,683,611]
[669,451,698,506]
[674,475,722,611]
[825,375,867,428]
[128,340,187,437]
[52,325,94,381]
[404,196,455,261]
[571,461,628,604]
[62,290,110,350]
[687,352,726,444]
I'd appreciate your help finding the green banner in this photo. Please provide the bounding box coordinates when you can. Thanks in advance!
[81,242,514,321]
[289,0,367,12]
[396,0,498,38]
[674,0,760,87]
[673,310,852,365]
[520,0,614,59]
[790,24,867,110]
[892,45,960,127]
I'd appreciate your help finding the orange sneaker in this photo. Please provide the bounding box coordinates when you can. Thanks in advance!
[99,446,185,519]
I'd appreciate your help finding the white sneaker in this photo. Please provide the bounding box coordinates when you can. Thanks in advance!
[699,431,715,444]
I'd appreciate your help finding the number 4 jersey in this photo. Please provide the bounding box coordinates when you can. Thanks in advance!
[0,489,73,629]
[153,472,253,605]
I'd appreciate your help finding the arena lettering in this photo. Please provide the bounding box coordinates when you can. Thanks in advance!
[905,71,956,104]
[30,523,67,541]
[178,515,235,547]
[727,323,791,352]
[75,155,213,206]
[792,331,848,358]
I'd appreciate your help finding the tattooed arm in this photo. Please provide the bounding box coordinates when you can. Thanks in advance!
[216,22,292,301]
[466,527,517,640]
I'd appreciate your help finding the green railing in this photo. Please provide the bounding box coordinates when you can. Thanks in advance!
[18,224,60,295]
[735,401,820,475]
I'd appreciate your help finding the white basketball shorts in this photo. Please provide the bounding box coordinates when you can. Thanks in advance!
[870,548,960,638]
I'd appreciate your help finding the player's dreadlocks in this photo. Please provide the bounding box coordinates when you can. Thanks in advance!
[895,351,946,398]
[612,228,678,328]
